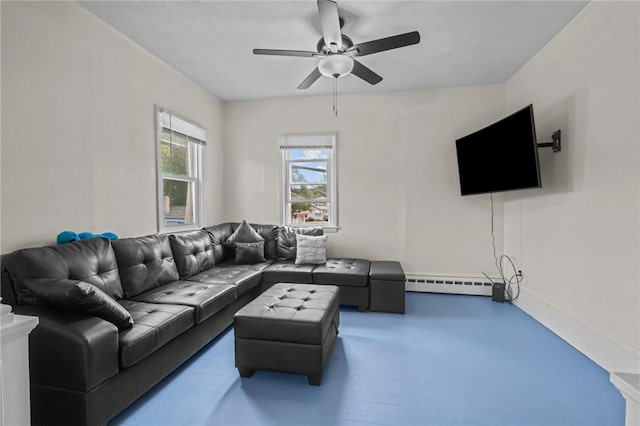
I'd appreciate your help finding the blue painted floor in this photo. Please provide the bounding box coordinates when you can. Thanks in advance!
[110,293,624,426]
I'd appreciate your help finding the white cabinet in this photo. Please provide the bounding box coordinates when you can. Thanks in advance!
[0,302,39,426]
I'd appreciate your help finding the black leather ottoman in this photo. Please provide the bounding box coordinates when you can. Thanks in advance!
[234,283,339,385]
[369,261,406,314]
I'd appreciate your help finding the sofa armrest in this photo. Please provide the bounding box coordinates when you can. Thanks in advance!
[13,305,120,392]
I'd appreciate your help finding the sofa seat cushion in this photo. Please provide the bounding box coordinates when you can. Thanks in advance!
[312,259,371,287]
[261,261,316,284]
[187,267,261,297]
[215,258,274,272]
[130,281,236,324]
[169,230,215,279]
[118,300,195,368]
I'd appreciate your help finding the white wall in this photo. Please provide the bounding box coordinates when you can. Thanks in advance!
[223,86,505,275]
[0,1,225,252]
[504,2,640,357]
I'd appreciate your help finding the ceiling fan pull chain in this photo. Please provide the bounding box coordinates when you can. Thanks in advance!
[333,78,338,117]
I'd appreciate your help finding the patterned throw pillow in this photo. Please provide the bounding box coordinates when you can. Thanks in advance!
[294,234,328,265]
[235,241,266,265]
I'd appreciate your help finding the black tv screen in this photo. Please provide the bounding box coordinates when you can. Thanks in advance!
[455,104,541,196]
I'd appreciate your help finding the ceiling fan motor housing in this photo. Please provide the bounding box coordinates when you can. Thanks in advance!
[317,34,353,54]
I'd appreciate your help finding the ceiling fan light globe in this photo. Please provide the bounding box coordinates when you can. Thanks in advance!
[318,55,354,79]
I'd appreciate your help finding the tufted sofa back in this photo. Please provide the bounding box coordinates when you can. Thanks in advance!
[204,222,279,264]
[3,238,123,305]
[111,234,180,299]
[169,230,215,279]
[203,223,235,264]
[277,226,324,260]
[243,223,278,260]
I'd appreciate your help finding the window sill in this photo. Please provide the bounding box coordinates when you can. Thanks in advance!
[284,224,340,233]
[158,224,201,234]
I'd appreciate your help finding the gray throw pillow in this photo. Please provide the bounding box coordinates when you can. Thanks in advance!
[225,220,264,251]
[235,241,266,265]
[295,234,328,264]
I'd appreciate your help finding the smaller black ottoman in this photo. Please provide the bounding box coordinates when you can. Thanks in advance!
[369,261,406,314]
[234,283,339,385]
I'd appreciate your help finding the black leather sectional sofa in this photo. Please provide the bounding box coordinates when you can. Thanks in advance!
[0,222,405,426]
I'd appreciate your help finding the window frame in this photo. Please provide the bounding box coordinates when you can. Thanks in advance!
[155,107,205,233]
[279,132,338,231]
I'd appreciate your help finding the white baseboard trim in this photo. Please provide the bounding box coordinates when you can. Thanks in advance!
[515,287,640,374]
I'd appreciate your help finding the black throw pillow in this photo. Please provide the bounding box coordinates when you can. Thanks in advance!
[235,241,266,265]
[24,278,134,331]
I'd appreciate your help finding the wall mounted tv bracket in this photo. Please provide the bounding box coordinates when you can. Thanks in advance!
[537,130,562,153]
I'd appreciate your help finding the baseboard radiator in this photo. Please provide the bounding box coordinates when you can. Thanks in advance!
[405,273,496,296]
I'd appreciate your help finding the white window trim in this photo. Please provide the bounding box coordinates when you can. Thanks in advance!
[155,106,205,233]
[279,132,339,232]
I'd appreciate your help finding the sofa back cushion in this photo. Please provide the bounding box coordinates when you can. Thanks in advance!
[247,223,278,260]
[169,230,215,279]
[277,226,324,260]
[112,234,179,298]
[204,222,279,263]
[204,223,235,264]
[5,238,123,305]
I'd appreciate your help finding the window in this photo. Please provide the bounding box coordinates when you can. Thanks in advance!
[280,133,337,230]
[156,108,205,232]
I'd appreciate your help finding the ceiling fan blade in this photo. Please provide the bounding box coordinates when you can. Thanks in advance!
[298,67,323,89]
[253,49,322,58]
[317,0,342,51]
[349,31,420,57]
[351,60,383,85]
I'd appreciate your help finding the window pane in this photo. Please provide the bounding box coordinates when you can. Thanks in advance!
[160,129,189,176]
[288,148,329,161]
[288,202,330,224]
[290,184,327,201]
[162,178,195,226]
[290,161,327,183]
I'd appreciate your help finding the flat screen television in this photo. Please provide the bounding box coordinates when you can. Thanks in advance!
[455,104,541,196]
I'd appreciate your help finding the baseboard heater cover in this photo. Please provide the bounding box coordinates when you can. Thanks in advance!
[405,273,497,296]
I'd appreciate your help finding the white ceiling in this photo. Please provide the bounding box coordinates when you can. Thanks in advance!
[79,1,588,102]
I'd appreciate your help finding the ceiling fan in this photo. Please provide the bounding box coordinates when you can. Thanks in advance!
[253,0,421,90]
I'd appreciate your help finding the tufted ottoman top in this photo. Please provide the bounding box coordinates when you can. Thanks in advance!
[234,283,339,345]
